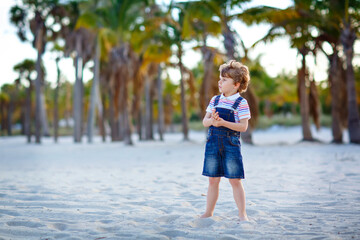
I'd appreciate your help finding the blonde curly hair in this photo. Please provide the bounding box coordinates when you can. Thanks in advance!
[219,60,250,93]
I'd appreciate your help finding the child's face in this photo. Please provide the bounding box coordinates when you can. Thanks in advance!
[218,75,239,95]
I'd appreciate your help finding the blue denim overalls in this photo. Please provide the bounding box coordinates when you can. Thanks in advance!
[202,95,245,179]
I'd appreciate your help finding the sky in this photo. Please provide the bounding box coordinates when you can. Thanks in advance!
[0,0,359,88]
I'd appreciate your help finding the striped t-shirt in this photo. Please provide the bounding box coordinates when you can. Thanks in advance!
[206,93,251,123]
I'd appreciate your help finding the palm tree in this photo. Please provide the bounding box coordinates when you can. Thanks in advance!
[59,1,95,143]
[180,1,222,117]
[10,1,60,142]
[130,3,172,141]
[341,0,360,143]
[76,0,157,144]
[0,92,10,136]
[311,0,360,143]
[166,2,197,141]
[13,59,36,142]
[75,7,105,143]
[311,0,349,143]
[239,2,318,141]
[0,84,18,136]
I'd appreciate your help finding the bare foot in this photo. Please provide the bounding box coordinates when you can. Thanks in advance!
[200,213,213,218]
[239,215,249,221]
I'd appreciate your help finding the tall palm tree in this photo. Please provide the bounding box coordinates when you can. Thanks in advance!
[180,1,222,116]
[75,6,106,143]
[0,92,10,136]
[312,0,360,143]
[239,2,318,141]
[167,2,200,141]
[13,59,36,142]
[54,55,61,143]
[341,0,360,143]
[0,84,18,136]
[311,0,349,143]
[10,1,60,142]
[58,1,95,143]
[76,0,156,145]
[130,3,172,141]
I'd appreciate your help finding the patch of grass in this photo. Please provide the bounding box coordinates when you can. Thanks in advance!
[189,121,205,131]
[256,114,332,129]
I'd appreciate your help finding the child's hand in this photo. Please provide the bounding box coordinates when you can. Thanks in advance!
[212,109,220,121]
[212,117,224,127]
[211,109,223,127]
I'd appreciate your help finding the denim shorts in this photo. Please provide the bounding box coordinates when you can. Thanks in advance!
[202,131,245,179]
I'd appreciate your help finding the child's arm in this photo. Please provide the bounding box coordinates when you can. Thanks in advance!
[202,111,214,127]
[213,117,249,132]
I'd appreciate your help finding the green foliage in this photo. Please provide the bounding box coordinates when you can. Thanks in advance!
[3,0,360,138]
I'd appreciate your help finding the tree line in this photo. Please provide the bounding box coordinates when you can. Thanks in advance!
[0,0,359,144]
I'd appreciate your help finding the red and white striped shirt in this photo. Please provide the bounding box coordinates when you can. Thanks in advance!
[206,93,251,123]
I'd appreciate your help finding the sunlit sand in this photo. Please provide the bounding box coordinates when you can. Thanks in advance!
[0,126,359,239]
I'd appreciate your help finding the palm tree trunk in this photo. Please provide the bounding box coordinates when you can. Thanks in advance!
[21,107,25,135]
[157,65,164,141]
[54,58,60,143]
[87,38,100,143]
[35,45,42,143]
[40,87,50,137]
[137,109,143,140]
[109,90,117,142]
[121,73,132,146]
[73,38,83,143]
[201,41,215,116]
[329,51,344,143]
[298,48,313,141]
[145,75,153,140]
[98,92,106,142]
[341,23,360,143]
[123,104,133,145]
[65,82,71,129]
[222,20,237,61]
[309,79,321,130]
[25,81,32,143]
[178,45,189,141]
[7,99,13,136]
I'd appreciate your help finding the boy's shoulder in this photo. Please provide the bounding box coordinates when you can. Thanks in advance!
[210,95,221,101]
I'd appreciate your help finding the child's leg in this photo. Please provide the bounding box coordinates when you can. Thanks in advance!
[229,179,248,221]
[201,177,221,218]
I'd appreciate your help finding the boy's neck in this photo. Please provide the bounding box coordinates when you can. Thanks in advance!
[223,91,238,97]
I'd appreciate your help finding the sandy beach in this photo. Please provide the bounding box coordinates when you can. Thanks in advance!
[0,126,359,239]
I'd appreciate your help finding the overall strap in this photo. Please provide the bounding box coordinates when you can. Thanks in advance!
[231,97,243,110]
[214,95,221,107]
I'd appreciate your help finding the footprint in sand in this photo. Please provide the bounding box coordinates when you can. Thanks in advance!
[189,218,216,228]
[156,214,181,224]
[48,223,68,231]
[6,221,45,228]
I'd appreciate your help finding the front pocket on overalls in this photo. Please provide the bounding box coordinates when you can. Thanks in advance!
[229,135,240,146]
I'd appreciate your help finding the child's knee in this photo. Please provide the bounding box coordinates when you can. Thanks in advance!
[208,177,221,186]
[229,178,241,187]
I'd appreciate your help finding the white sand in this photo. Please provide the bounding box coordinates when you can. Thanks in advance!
[0,126,359,239]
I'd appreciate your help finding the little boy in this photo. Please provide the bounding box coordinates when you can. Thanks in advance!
[201,60,251,221]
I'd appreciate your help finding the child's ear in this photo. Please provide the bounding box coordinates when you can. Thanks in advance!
[234,82,240,89]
